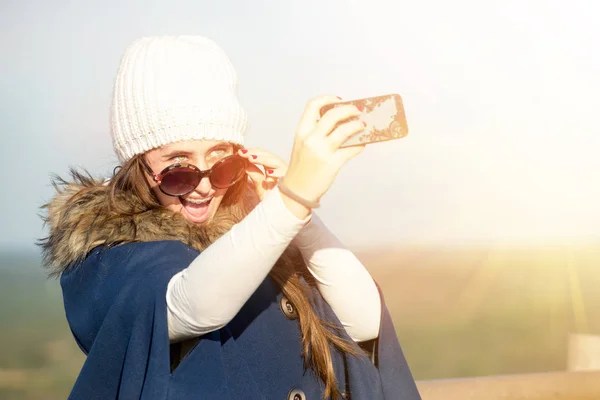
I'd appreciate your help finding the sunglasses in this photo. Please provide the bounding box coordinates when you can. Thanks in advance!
[141,155,248,197]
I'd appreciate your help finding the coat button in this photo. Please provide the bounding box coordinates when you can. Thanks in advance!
[287,389,306,400]
[280,296,298,320]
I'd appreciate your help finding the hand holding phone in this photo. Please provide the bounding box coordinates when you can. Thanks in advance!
[319,94,408,147]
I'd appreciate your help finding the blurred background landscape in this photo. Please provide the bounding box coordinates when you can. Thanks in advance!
[2,243,599,399]
[2,0,599,398]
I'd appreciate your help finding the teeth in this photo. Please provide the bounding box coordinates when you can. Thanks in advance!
[185,198,212,204]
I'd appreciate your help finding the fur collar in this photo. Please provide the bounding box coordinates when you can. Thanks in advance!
[39,170,248,278]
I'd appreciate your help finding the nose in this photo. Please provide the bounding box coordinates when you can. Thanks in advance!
[192,160,213,196]
[195,174,212,195]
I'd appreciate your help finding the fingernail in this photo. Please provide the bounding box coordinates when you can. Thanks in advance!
[251,155,257,159]
[267,169,274,174]
[362,121,367,127]
[357,105,364,112]
[336,96,342,100]
[241,149,248,154]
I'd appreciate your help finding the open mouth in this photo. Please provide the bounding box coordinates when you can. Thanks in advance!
[179,196,213,223]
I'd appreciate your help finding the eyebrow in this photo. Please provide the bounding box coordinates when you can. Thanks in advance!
[161,150,194,160]
[160,144,233,160]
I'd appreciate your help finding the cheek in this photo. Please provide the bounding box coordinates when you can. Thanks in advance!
[214,187,228,198]
[210,188,228,210]
[152,186,180,208]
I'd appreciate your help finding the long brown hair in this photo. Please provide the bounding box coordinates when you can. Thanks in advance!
[108,154,358,399]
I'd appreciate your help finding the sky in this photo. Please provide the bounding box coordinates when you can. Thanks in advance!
[1,0,599,251]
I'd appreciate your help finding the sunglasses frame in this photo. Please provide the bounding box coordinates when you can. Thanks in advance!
[141,154,248,197]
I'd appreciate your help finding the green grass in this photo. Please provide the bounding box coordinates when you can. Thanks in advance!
[1,244,599,399]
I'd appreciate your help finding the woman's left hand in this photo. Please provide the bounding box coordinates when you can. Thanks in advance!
[238,148,288,200]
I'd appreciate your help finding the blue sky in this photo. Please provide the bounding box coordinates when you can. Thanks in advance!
[1,0,599,251]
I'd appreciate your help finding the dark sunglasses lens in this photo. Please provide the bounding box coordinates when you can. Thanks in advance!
[211,157,246,188]
[160,167,200,196]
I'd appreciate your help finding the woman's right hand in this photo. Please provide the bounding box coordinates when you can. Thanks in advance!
[281,95,366,207]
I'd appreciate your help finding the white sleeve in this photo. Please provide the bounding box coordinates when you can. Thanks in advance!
[292,214,382,342]
[166,187,310,343]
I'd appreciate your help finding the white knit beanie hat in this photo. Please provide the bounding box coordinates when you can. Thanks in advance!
[110,35,248,162]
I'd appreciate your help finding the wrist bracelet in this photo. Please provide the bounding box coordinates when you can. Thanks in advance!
[277,180,320,209]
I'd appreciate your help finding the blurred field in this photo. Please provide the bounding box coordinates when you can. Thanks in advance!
[0,252,85,400]
[357,243,600,379]
[1,243,599,399]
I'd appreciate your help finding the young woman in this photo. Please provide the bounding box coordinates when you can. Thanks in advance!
[40,35,421,400]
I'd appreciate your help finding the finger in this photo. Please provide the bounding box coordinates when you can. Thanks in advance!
[311,105,362,139]
[245,163,280,201]
[264,167,285,178]
[327,119,366,149]
[296,95,343,137]
[238,148,285,163]
[239,151,286,169]
[238,149,288,178]
[245,155,287,176]
[253,161,285,179]
[245,163,266,184]
[332,144,366,165]
[247,164,281,183]
[238,147,282,159]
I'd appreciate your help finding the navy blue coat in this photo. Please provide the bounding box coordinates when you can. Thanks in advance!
[61,240,421,399]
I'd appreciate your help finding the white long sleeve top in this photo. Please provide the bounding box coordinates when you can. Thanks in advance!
[166,187,382,343]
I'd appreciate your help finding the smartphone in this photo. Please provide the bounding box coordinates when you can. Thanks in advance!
[319,94,408,147]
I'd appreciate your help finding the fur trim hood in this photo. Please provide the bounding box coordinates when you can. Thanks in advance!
[39,170,245,278]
